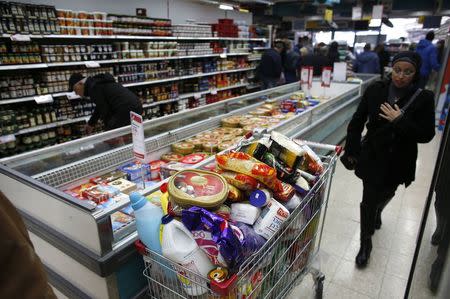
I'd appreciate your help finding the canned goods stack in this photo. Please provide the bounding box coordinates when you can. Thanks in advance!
[109,14,172,37]
[0,2,59,35]
[172,24,212,37]
[57,9,112,36]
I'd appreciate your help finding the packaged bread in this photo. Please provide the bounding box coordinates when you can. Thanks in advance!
[161,152,184,163]
[216,152,283,193]
[221,116,242,128]
[172,142,195,155]
[168,169,229,209]
[217,170,260,191]
[108,178,137,194]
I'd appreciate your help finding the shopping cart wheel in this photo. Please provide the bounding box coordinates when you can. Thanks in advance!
[314,274,325,299]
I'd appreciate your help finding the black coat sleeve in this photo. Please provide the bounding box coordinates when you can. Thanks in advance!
[393,90,436,143]
[88,87,109,126]
[344,85,370,156]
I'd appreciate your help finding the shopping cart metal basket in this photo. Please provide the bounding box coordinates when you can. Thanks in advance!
[135,138,341,299]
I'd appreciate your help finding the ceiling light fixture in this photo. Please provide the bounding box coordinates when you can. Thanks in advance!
[219,4,234,10]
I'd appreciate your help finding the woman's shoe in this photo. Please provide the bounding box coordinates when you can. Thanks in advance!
[355,237,372,268]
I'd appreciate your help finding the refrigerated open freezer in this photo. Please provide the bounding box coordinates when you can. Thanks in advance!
[0,74,379,299]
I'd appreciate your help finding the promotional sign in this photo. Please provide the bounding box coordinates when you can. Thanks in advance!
[300,67,309,84]
[333,62,347,82]
[321,67,332,87]
[130,112,147,162]
[372,5,383,20]
[307,66,313,89]
[352,7,362,20]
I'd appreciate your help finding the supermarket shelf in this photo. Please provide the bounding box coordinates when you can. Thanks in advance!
[1,33,268,42]
[12,116,89,136]
[122,67,255,88]
[0,96,37,105]
[247,57,262,61]
[141,83,249,108]
[253,47,270,50]
[0,63,48,70]
[247,83,262,89]
[0,53,252,71]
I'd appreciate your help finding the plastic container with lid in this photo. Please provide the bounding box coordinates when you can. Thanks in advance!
[168,169,228,209]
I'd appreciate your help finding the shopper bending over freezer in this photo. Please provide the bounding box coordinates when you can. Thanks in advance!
[69,73,143,134]
[341,52,435,268]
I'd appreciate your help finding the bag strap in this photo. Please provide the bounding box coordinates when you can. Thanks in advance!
[400,88,422,113]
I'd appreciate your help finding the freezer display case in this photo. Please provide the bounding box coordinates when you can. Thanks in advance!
[0,74,378,299]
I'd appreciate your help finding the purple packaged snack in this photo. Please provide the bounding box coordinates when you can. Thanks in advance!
[235,222,266,258]
[182,206,245,271]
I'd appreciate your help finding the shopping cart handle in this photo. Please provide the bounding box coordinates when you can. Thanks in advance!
[134,240,147,256]
[210,273,238,296]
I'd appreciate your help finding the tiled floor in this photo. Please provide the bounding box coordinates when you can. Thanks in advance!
[287,134,442,299]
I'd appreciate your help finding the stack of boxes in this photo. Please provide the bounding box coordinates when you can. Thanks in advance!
[213,19,238,38]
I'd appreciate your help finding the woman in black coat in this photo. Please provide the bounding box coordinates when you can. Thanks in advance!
[342,52,435,267]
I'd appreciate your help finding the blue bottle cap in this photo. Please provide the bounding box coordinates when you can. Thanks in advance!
[249,190,268,207]
[129,192,146,210]
[161,214,173,225]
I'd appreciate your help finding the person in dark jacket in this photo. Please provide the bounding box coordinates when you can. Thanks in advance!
[69,73,143,133]
[342,52,435,267]
[416,31,441,88]
[283,41,301,84]
[375,43,391,77]
[301,46,329,76]
[353,43,380,74]
[327,41,340,66]
[0,191,57,299]
[257,42,284,89]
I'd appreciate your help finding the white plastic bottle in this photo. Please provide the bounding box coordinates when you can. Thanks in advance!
[161,215,215,296]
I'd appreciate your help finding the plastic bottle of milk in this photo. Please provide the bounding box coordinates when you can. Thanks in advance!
[129,192,163,254]
[161,215,215,296]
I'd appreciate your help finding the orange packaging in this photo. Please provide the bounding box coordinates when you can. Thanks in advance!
[216,152,283,193]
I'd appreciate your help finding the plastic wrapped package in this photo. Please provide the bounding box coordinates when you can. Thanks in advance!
[217,170,260,191]
[216,152,283,193]
[181,207,245,271]
[235,222,266,258]
[227,184,244,202]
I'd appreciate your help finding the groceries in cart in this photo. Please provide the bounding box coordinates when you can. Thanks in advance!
[131,131,337,297]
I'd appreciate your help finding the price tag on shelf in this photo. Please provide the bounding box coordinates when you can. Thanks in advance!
[210,89,218,95]
[34,94,53,104]
[10,34,31,42]
[321,67,332,87]
[66,92,80,100]
[0,134,16,144]
[219,53,227,59]
[194,93,202,99]
[85,61,100,68]
[130,112,147,163]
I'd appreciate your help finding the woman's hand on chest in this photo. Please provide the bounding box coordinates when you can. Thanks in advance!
[379,103,403,122]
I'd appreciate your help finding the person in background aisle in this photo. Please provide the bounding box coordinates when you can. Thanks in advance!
[353,43,380,74]
[300,45,329,76]
[375,43,391,78]
[69,73,143,134]
[416,31,441,88]
[327,41,340,66]
[294,36,313,55]
[0,191,57,299]
[436,39,446,64]
[257,42,284,89]
[283,41,301,84]
[341,52,435,268]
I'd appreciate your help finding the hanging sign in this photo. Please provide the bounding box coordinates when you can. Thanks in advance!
[324,8,333,23]
[300,67,309,84]
[130,112,147,162]
[352,7,362,20]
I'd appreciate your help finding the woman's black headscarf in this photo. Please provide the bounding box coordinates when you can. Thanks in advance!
[391,51,422,83]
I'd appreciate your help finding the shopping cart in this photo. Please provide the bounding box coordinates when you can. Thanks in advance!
[135,138,341,299]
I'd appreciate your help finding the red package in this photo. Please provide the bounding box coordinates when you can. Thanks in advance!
[66,183,96,200]
[273,182,296,202]
[216,152,283,193]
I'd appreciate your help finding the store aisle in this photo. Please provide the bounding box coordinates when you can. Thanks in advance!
[287,134,442,299]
